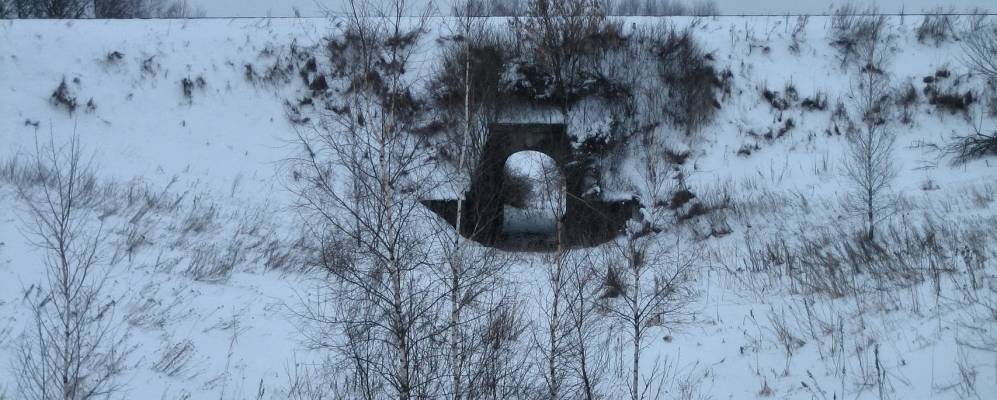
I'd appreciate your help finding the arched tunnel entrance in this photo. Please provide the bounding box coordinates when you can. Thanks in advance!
[501,151,565,248]
[423,123,639,251]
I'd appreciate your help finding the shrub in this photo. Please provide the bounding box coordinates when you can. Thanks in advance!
[946,128,997,164]
[961,21,997,82]
[747,118,795,141]
[431,29,514,112]
[801,91,828,111]
[668,189,695,209]
[921,69,977,115]
[105,50,124,63]
[452,0,525,17]
[50,78,78,114]
[678,202,709,221]
[661,146,691,165]
[736,143,760,157]
[601,264,625,298]
[610,0,719,16]
[181,77,194,99]
[325,23,425,124]
[153,0,205,18]
[284,100,311,125]
[180,76,205,102]
[762,87,790,111]
[929,90,975,114]
[916,11,955,46]
[653,26,723,133]
[308,74,328,91]
[789,15,810,54]
[829,5,887,67]
[508,5,627,109]
[141,56,159,77]
[832,98,848,120]
[895,81,919,124]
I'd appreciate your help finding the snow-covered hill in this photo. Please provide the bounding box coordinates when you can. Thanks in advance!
[1,15,995,399]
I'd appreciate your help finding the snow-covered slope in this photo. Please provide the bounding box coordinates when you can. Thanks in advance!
[1,16,995,399]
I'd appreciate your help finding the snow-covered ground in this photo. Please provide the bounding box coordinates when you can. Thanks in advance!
[1,15,995,399]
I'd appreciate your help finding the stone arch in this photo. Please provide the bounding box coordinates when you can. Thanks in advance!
[423,123,638,250]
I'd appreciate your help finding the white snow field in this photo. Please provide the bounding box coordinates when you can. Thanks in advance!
[1,15,996,399]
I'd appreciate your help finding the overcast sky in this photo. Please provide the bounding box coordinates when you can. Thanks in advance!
[189,0,992,17]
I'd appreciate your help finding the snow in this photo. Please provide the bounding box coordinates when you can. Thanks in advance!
[1,15,996,399]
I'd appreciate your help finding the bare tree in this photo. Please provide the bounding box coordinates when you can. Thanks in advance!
[602,229,697,400]
[3,0,203,18]
[830,7,887,68]
[12,0,89,18]
[511,0,609,116]
[842,46,897,242]
[961,21,997,81]
[427,199,513,400]
[93,0,129,17]
[607,115,697,398]
[534,250,573,400]
[564,250,608,400]
[288,1,442,399]
[12,133,130,400]
[428,240,526,400]
[150,0,202,18]
[470,296,535,399]
[433,5,516,222]
[92,0,140,18]
[422,6,542,400]
[504,147,577,400]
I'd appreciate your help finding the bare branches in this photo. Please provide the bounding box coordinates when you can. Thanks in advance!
[5,0,204,18]
[288,1,447,399]
[563,250,608,400]
[830,6,888,68]
[839,26,898,242]
[602,228,699,400]
[841,115,897,242]
[12,132,130,400]
[511,0,611,114]
[961,21,997,81]
[12,0,89,18]
[945,122,997,164]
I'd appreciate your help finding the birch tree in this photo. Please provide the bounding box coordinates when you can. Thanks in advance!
[603,230,697,400]
[842,28,897,242]
[12,134,129,400]
[289,1,442,398]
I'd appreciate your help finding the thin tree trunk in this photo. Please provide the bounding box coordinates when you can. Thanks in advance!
[549,262,561,400]
[577,312,594,400]
[449,12,473,400]
[631,264,641,400]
